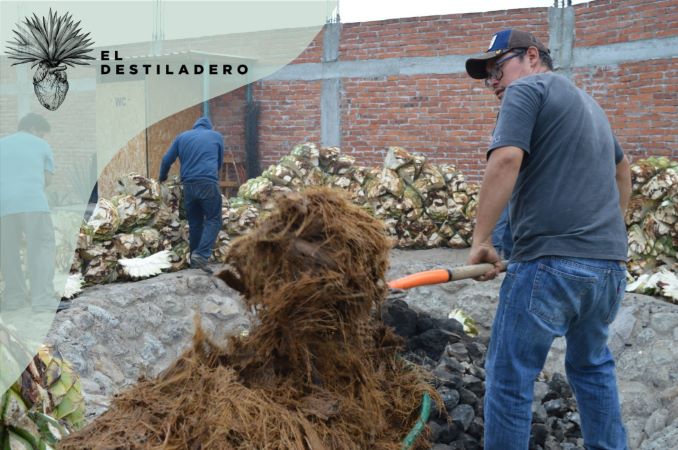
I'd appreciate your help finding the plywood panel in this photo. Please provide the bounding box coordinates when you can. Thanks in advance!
[98,132,146,198]
[96,79,147,199]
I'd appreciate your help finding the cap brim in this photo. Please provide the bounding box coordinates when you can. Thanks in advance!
[465,50,509,79]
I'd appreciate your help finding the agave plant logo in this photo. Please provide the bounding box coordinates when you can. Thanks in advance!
[5,9,94,111]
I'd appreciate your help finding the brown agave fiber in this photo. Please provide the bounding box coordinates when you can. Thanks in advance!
[59,187,437,450]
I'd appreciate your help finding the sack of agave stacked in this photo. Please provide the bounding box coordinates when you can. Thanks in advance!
[624,157,678,302]
[1,327,86,449]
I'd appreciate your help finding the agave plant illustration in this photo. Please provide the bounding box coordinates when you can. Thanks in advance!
[5,9,94,111]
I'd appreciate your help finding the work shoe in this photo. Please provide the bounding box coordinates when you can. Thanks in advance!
[190,255,213,274]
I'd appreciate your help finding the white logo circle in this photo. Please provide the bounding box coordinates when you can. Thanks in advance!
[488,35,497,51]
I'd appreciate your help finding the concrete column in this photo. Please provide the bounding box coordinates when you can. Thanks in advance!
[548,6,575,77]
[17,65,31,117]
[321,22,342,147]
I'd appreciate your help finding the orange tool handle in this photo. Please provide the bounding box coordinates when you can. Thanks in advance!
[388,261,508,290]
[388,269,451,290]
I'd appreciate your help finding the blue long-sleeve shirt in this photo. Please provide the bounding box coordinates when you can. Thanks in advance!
[159,117,224,183]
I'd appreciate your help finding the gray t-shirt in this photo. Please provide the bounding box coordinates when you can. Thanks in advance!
[489,72,627,262]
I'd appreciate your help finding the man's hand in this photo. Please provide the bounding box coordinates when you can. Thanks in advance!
[467,241,502,281]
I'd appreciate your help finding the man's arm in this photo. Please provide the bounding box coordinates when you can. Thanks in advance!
[467,145,523,279]
[159,139,179,182]
[615,155,631,215]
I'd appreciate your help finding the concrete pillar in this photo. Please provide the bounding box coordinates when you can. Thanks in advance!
[548,6,575,77]
[321,22,342,147]
[17,65,31,117]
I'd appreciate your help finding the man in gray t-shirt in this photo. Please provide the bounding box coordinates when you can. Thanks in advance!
[464,30,632,450]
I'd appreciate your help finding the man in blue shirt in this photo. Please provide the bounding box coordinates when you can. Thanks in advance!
[159,116,223,273]
[465,30,632,449]
[0,113,57,312]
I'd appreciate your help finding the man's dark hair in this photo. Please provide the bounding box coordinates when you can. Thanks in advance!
[18,113,50,134]
[516,47,555,71]
[539,50,554,71]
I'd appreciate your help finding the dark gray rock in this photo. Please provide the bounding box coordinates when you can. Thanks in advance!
[547,372,573,399]
[382,299,418,337]
[446,342,470,361]
[431,444,453,450]
[531,423,549,446]
[533,403,548,423]
[438,386,460,412]
[432,366,463,389]
[544,398,568,418]
[458,387,479,407]
[466,341,486,363]
[437,423,461,444]
[544,435,561,450]
[439,318,465,335]
[438,354,465,373]
[467,416,484,439]
[428,420,445,443]
[450,404,475,431]
[533,381,549,403]
[410,328,451,359]
[462,374,484,395]
[416,315,441,333]
[451,432,481,450]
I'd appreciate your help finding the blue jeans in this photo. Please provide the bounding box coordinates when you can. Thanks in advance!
[182,180,222,260]
[484,256,628,450]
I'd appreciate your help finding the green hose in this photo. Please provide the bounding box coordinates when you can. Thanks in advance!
[401,392,431,450]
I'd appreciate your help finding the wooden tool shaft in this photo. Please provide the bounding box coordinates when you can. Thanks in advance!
[388,261,507,290]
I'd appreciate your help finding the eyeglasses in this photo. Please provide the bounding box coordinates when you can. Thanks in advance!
[484,49,526,88]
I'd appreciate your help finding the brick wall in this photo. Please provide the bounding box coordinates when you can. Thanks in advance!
[231,0,677,183]
[253,80,322,169]
[574,58,678,162]
[341,74,497,179]
[288,32,324,64]
[209,88,248,162]
[574,0,677,46]
[339,9,549,60]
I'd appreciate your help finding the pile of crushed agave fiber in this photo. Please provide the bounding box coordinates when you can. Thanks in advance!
[60,187,439,450]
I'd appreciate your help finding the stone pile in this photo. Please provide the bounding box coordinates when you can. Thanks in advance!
[382,298,585,450]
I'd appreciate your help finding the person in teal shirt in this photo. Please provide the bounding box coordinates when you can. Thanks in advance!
[0,113,57,312]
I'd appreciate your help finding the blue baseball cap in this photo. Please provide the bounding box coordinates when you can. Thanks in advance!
[465,29,549,79]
